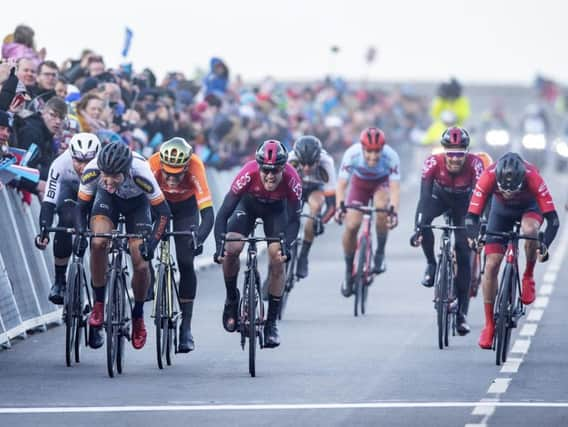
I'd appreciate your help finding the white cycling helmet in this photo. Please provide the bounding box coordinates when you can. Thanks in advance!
[69,132,101,161]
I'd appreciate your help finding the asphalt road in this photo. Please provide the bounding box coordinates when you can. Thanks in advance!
[1,169,568,427]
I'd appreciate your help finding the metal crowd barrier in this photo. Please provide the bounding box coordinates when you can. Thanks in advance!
[0,167,239,348]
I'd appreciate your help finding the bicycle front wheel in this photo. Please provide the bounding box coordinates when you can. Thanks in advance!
[435,257,448,350]
[353,235,368,317]
[154,265,167,369]
[496,264,513,365]
[65,263,78,367]
[248,271,257,377]
[115,273,127,375]
[106,268,120,378]
[279,244,297,320]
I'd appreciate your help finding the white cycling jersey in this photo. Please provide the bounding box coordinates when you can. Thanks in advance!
[43,150,79,205]
[78,152,165,205]
[288,149,336,195]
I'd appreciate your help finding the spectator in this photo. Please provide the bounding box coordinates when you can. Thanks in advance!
[16,96,67,183]
[75,93,106,132]
[55,76,68,99]
[203,57,229,97]
[29,60,59,103]
[16,57,37,90]
[2,24,45,68]
[61,49,95,84]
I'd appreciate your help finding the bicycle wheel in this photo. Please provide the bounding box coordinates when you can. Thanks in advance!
[154,265,167,369]
[496,264,513,365]
[65,263,78,367]
[165,268,176,366]
[443,260,453,348]
[361,240,372,315]
[279,244,297,320]
[73,263,85,364]
[248,270,257,377]
[106,268,119,378]
[116,273,127,375]
[435,255,448,350]
[353,236,368,317]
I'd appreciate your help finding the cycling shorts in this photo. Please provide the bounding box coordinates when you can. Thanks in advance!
[346,174,389,206]
[91,190,152,235]
[302,181,324,203]
[227,194,287,238]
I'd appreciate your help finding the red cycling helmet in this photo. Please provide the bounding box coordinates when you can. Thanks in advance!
[255,139,288,169]
[441,126,470,149]
[360,127,386,151]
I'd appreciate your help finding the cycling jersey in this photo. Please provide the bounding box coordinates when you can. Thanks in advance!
[475,152,494,170]
[288,149,336,196]
[78,153,165,206]
[43,150,79,205]
[468,162,555,216]
[338,143,400,182]
[421,153,483,195]
[148,152,213,209]
[230,160,302,205]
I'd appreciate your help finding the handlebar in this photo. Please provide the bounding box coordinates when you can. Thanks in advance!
[340,202,395,215]
[163,226,199,251]
[477,223,545,248]
[217,232,286,263]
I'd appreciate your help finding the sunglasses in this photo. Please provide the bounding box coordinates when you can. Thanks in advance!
[444,150,467,159]
[260,166,284,175]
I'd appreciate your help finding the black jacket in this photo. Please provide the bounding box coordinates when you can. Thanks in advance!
[16,113,55,180]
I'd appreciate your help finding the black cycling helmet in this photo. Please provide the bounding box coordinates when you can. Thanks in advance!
[293,135,322,165]
[255,139,288,169]
[97,142,132,174]
[441,127,470,149]
[495,152,526,192]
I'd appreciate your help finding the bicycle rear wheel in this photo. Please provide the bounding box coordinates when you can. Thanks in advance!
[248,271,257,377]
[443,261,453,348]
[496,265,513,365]
[361,240,372,315]
[154,265,167,369]
[106,268,119,378]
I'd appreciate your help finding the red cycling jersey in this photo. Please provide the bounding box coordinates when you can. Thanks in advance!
[230,160,302,206]
[468,162,555,215]
[422,153,484,194]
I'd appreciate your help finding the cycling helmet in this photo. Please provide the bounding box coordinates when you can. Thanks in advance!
[441,127,470,149]
[97,141,132,175]
[160,137,193,173]
[495,152,526,192]
[255,139,288,169]
[69,132,101,161]
[360,127,385,151]
[293,135,322,165]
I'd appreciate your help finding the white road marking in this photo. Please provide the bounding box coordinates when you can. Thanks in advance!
[510,339,531,354]
[519,323,538,337]
[533,296,549,309]
[527,309,543,322]
[538,284,554,295]
[542,272,556,284]
[471,404,495,416]
[3,401,568,414]
[487,378,511,394]
[500,357,523,373]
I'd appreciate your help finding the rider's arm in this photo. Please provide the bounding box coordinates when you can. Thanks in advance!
[39,201,56,230]
[213,192,241,252]
[415,177,434,227]
[150,198,171,244]
[542,210,559,248]
[197,206,214,244]
[286,200,301,248]
[322,194,336,223]
[335,177,348,209]
[389,180,400,213]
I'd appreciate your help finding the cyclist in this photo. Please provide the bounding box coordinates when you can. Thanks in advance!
[74,143,171,350]
[288,135,336,278]
[148,137,214,353]
[335,127,400,297]
[213,140,302,348]
[35,133,101,304]
[465,152,559,349]
[410,127,483,335]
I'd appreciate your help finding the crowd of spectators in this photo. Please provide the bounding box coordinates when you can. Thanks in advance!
[0,23,431,186]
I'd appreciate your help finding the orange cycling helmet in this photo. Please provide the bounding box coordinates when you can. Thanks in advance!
[476,151,494,169]
[360,127,386,151]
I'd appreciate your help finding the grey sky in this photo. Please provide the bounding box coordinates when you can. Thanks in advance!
[6,0,565,84]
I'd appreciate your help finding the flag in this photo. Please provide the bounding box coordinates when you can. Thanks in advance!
[121,27,133,58]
